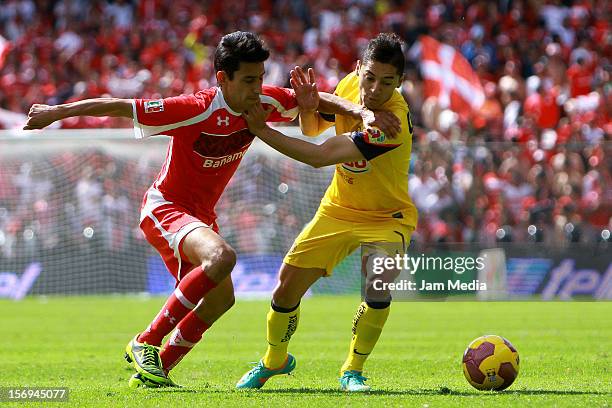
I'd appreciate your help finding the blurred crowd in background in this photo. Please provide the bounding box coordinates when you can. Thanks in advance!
[0,147,334,259]
[0,0,610,258]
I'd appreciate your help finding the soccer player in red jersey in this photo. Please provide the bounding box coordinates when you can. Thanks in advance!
[23,31,399,388]
[25,31,298,387]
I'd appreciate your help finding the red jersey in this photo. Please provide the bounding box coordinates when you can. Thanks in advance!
[132,86,297,222]
[567,63,593,97]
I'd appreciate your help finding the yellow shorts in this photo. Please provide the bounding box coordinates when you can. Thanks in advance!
[283,211,414,276]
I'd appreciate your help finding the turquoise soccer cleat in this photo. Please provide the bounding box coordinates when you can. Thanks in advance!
[339,370,371,392]
[236,354,296,389]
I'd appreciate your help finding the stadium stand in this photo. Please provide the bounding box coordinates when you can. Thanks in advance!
[0,0,610,251]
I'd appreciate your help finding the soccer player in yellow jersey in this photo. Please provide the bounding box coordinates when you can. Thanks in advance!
[237,33,416,392]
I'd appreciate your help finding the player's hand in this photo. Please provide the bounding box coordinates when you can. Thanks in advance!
[290,66,319,113]
[360,108,401,139]
[23,104,59,130]
[243,103,273,135]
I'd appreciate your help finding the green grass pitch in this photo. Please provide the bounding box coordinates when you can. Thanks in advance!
[1,296,610,407]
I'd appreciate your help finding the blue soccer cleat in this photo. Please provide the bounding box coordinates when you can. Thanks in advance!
[236,354,296,389]
[339,370,371,392]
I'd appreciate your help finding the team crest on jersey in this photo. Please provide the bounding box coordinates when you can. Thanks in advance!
[144,100,164,113]
[364,128,386,144]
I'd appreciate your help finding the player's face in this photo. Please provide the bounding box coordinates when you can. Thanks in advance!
[218,62,265,113]
[357,60,401,110]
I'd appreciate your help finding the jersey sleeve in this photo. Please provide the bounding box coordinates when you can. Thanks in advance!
[351,98,412,160]
[312,72,354,130]
[132,90,215,139]
[260,86,299,122]
[319,112,336,122]
[350,128,402,160]
[333,71,356,97]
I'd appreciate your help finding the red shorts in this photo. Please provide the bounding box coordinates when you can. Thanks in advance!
[139,188,218,282]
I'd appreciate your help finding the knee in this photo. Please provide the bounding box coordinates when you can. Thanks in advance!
[217,244,237,271]
[204,243,236,280]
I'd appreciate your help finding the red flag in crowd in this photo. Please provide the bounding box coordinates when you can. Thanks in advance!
[418,35,484,117]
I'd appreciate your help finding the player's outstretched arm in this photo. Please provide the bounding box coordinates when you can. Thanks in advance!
[290,66,327,137]
[318,92,402,138]
[243,103,364,168]
[23,98,133,130]
[291,66,401,138]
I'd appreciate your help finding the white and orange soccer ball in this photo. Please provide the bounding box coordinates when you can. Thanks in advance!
[462,335,520,391]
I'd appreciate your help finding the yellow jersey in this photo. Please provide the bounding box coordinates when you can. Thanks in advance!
[318,71,418,228]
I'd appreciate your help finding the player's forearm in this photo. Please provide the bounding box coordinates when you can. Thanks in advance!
[256,127,328,168]
[318,92,362,119]
[53,98,133,120]
[24,98,135,130]
[298,110,323,136]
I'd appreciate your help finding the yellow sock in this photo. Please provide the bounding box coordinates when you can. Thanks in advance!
[262,304,300,369]
[340,302,390,374]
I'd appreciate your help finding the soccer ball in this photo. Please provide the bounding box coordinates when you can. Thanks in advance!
[462,335,519,391]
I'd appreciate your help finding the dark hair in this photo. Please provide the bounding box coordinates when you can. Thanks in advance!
[362,33,405,76]
[214,31,270,79]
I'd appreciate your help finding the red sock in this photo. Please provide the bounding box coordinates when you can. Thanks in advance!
[138,266,216,346]
[160,310,211,372]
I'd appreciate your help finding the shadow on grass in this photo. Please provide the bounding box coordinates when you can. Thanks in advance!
[239,387,611,397]
[148,387,610,397]
[434,388,611,397]
[151,388,201,394]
